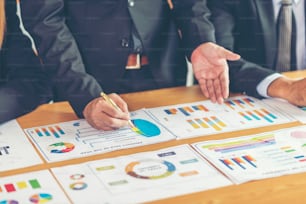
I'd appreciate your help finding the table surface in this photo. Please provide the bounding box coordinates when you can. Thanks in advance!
[3,70,306,204]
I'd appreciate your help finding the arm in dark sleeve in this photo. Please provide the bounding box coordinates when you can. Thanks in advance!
[20,0,102,117]
[0,0,53,124]
[208,0,275,98]
[171,0,216,59]
[0,78,52,124]
[0,38,52,124]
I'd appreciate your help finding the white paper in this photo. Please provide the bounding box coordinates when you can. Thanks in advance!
[263,98,306,123]
[192,125,306,184]
[24,109,176,162]
[52,145,232,204]
[148,96,295,139]
[0,170,70,203]
[0,120,42,172]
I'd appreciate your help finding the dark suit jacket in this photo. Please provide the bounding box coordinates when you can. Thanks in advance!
[0,0,52,123]
[20,0,215,117]
[208,0,305,98]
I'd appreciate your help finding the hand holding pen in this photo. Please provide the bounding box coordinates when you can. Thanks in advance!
[83,92,132,130]
[100,92,136,129]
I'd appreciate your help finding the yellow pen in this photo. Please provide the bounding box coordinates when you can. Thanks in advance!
[100,92,136,129]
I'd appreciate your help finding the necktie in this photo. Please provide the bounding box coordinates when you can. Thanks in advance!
[275,0,293,72]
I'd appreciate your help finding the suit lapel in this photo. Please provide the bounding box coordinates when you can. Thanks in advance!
[254,0,277,68]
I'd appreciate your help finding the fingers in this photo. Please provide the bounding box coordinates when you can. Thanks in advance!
[213,78,225,104]
[286,78,306,106]
[218,46,240,61]
[199,77,225,104]
[83,96,130,130]
[219,71,230,99]
[108,93,129,113]
[198,78,209,98]
[206,79,216,103]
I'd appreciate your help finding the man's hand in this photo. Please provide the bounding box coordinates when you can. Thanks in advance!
[83,93,130,130]
[268,77,306,106]
[191,42,240,103]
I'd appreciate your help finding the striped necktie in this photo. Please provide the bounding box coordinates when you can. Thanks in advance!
[275,0,293,72]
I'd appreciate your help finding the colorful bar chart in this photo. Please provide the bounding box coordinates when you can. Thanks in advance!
[164,108,178,115]
[33,126,65,138]
[232,157,246,169]
[220,159,234,170]
[224,100,236,110]
[246,111,260,120]
[242,155,257,168]
[253,110,273,123]
[220,155,257,170]
[242,98,255,107]
[187,120,200,129]
[233,99,245,109]
[211,116,226,127]
[225,97,256,110]
[187,116,226,131]
[192,105,209,112]
[203,117,222,131]
[178,107,192,116]
[164,104,209,116]
[261,109,277,119]
[239,109,276,123]
[239,112,252,121]
[0,179,41,193]
[194,118,209,128]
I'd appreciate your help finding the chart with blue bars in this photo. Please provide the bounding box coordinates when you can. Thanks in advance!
[148,96,294,139]
[33,125,65,138]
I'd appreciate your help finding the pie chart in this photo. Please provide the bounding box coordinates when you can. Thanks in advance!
[29,193,52,203]
[69,182,88,190]
[131,119,161,137]
[125,159,176,179]
[48,142,75,153]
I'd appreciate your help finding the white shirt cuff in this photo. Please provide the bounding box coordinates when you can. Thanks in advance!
[256,73,283,98]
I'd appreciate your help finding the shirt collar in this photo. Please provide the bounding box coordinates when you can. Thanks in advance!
[274,0,301,5]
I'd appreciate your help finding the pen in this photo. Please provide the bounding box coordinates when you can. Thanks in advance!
[100,92,136,129]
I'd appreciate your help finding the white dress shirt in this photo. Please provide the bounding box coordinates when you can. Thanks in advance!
[257,0,305,97]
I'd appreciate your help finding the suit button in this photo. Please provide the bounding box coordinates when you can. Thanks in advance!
[121,38,129,48]
[128,0,134,7]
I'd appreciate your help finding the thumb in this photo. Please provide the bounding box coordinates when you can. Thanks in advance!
[219,47,240,61]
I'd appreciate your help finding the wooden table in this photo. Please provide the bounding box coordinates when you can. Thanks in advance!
[4,70,306,203]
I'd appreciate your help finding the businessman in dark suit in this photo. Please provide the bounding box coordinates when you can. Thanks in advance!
[21,0,239,130]
[0,0,51,124]
[208,0,306,106]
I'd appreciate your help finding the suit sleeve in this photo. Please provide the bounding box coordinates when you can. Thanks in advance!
[20,0,102,117]
[171,0,216,59]
[208,0,275,98]
[0,0,53,124]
